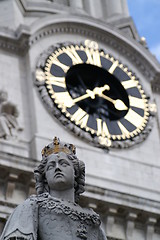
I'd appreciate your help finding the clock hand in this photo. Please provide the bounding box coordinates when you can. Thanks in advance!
[91,85,128,110]
[72,84,110,104]
[72,89,95,104]
[100,93,128,111]
[93,85,110,94]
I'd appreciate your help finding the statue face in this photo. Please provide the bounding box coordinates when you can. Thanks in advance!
[0,91,7,102]
[45,152,75,191]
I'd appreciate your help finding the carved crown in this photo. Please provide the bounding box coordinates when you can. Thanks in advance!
[41,137,76,158]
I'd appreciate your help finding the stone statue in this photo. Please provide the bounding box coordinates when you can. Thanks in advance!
[0,90,22,139]
[1,137,107,240]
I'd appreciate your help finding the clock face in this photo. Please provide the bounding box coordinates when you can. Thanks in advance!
[35,40,150,148]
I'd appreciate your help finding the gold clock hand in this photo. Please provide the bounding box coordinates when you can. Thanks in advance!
[72,85,110,104]
[93,84,110,95]
[72,89,95,104]
[92,84,128,110]
[100,93,128,111]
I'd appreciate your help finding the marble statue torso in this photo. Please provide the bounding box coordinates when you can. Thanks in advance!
[1,194,106,240]
[38,193,102,240]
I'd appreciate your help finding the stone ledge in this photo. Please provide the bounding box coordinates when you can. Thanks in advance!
[83,185,160,216]
[0,25,30,54]
[0,139,29,158]
[0,150,38,173]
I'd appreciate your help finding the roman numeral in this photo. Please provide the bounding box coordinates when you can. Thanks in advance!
[129,96,145,109]
[71,108,89,128]
[85,49,102,67]
[108,60,118,74]
[46,75,66,88]
[63,46,83,65]
[54,91,74,108]
[117,121,130,136]
[96,118,110,137]
[48,56,69,73]
[121,79,137,89]
[124,109,144,128]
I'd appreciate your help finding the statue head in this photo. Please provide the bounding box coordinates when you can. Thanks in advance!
[34,137,85,203]
[0,90,8,103]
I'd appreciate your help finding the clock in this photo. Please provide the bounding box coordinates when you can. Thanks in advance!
[35,40,152,149]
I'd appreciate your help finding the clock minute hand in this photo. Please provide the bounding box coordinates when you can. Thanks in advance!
[72,84,110,105]
[72,89,95,104]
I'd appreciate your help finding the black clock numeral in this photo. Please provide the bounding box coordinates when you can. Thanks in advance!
[96,118,110,137]
[71,108,89,128]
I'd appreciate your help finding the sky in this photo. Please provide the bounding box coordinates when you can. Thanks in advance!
[128,0,160,62]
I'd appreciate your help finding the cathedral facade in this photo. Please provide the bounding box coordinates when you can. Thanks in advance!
[0,1,160,239]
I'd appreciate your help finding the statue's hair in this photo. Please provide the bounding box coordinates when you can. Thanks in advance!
[34,153,85,203]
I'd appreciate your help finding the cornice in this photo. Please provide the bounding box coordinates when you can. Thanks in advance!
[0,25,30,55]
[29,14,160,81]
[84,184,160,216]
[0,13,160,89]
[0,150,37,173]
[18,0,74,15]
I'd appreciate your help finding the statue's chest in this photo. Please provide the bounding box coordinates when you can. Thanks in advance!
[37,198,100,240]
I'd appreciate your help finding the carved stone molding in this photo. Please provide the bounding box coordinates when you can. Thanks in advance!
[81,189,160,240]
[151,72,160,93]
[0,25,30,54]
[83,184,160,216]
[29,16,159,81]
[0,151,37,177]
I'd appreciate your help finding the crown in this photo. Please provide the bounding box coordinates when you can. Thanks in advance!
[41,137,76,158]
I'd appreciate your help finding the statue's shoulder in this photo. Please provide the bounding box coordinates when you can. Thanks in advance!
[0,195,39,240]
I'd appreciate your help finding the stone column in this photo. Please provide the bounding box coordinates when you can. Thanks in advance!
[126,212,137,240]
[106,0,122,18]
[83,0,103,19]
[106,208,117,237]
[121,0,129,17]
[6,173,18,200]
[69,0,83,9]
[146,217,157,240]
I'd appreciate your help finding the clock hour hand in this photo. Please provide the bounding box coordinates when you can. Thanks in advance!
[100,93,128,111]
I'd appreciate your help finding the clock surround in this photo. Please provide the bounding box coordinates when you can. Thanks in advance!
[35,40,153,149]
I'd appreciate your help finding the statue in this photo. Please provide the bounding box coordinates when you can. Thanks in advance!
[1,137,107,240]
[0,90,22,139]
